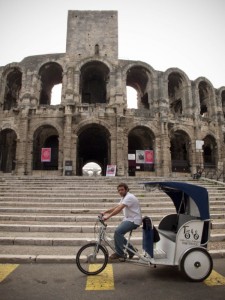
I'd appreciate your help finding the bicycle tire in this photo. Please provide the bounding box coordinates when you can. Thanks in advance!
[76,242,108,275]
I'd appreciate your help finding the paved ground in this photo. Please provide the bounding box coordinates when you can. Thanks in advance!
[0,259,225,300]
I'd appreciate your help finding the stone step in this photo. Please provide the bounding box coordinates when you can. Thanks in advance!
[0,222,225,233]
[0,201,174,207]
[0,207,177,214]
[0,175,224,264]
[0,207,224,215]
[0,232,224,247]
[0,212,224,222]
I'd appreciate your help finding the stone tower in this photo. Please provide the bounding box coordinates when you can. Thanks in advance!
[66,11,118,62]
[0,10,225,179]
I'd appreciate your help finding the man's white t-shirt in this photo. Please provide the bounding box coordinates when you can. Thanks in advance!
[119,192,142,225]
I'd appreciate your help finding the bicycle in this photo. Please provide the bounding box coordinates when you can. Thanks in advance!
[76,214,145,275]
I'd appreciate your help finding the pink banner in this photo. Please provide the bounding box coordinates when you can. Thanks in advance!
[106,165,116,176]
[41,148,51,162]
[145,150,154,164]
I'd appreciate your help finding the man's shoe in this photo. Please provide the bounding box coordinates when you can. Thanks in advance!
[129,248,138,259]
[109,253,124,260]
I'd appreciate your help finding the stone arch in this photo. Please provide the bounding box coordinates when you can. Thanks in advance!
[122,62,155,110]
[202,134,217,169]
[75,57,113,72]
[194,77,216,117]
[32,124,60,170]
[75,122,111,175]
[1,65,22,110]
[217,87,225,118]
[38,62,63,105]
[164,68,191,116]
[169,128,191,172]
[127,125,155,175]
[0,128,17,172]
[79,60,110,104]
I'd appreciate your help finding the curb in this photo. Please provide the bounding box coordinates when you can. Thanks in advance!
[0,250,224,264]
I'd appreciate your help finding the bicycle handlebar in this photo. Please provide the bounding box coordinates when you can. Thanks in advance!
[98,214,107,227]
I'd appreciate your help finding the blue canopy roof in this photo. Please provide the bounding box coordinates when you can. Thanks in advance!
[142,181,210,220]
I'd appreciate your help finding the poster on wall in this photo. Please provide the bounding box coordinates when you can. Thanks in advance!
[41,148,51,162]
[106,165,116,176]
[128,154,135,160]
[145,150,154,164]
[136,150,145,164]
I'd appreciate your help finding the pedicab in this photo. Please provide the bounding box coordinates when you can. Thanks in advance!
[76,181,213,282]
[142,181,213,282]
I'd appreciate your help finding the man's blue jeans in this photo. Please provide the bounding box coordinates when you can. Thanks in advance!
[114,221,139,257]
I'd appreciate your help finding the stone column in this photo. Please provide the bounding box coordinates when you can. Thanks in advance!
[63,105,72,175]
[74,71,80,104]
[160,122,171,177]
[71,134,77,175]
[116,117,125,176]
[15,108,29,175]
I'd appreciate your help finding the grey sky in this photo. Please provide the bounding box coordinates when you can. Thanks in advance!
[0,0,225,88]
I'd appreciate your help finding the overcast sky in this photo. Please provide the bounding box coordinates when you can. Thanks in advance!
[0,0,225,89]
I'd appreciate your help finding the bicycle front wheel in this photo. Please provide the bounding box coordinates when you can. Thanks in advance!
[76,243,108,275]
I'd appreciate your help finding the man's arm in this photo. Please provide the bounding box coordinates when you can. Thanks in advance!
[103,203,126,220]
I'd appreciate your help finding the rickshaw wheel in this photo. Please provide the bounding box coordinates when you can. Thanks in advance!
[180,247,213,282]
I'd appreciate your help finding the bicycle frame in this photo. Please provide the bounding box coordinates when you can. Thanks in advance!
[96,216,152,265]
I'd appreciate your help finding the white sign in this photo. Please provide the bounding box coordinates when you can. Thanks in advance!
[196,140,204,150]
[128,154,135,160]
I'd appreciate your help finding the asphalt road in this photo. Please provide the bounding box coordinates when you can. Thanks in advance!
[0,259,225,300]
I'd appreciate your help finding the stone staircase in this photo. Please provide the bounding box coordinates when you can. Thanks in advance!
[0,175,224,263]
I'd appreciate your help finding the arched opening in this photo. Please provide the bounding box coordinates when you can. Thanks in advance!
[168,72,184,116]
[128,126,154,176]
[82,162,102,176]
[170,130,191,172]
[80,61,109,104]
[198,81,210,117]
[0,129,17,173]
[127,86,137,108]
[3,68,22,110]
[39,62,63,105]
[203,135,217,169]
[51,83,62,105]
[126,66,151,109]
[77,124,110,175]
[33,125,59,170]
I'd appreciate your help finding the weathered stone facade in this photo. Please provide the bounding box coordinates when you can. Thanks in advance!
[0,10,225,177]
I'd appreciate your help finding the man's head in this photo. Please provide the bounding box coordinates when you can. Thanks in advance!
[117,183,129,197]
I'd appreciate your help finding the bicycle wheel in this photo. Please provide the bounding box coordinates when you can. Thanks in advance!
[76,243,108,275]
[180,247,213,282]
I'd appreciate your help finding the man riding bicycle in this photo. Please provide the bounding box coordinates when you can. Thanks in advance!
[102,182,142,259]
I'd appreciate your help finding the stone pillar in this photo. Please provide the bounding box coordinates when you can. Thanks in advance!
[71,134,77,175]
[64,68,75,104]
[74,71,80,104]
[110,132,117,166]
[116,117,125,176]
[63,105,72,175]
[160,122,171,177]
[15,108,29,175]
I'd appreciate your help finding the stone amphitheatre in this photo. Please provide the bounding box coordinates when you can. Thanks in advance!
[0,11,224,262]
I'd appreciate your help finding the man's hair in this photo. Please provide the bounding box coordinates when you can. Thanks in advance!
[117,182,129,191]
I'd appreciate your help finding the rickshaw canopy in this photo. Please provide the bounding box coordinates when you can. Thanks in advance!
[142,181,210,220]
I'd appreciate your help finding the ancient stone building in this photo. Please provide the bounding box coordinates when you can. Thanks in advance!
[1,10,225,177]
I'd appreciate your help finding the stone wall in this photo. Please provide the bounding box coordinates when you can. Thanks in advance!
[0,10,225,178]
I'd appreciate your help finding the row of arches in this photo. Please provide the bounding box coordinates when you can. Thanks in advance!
[1,60,225,118]
[0,124,218,175]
